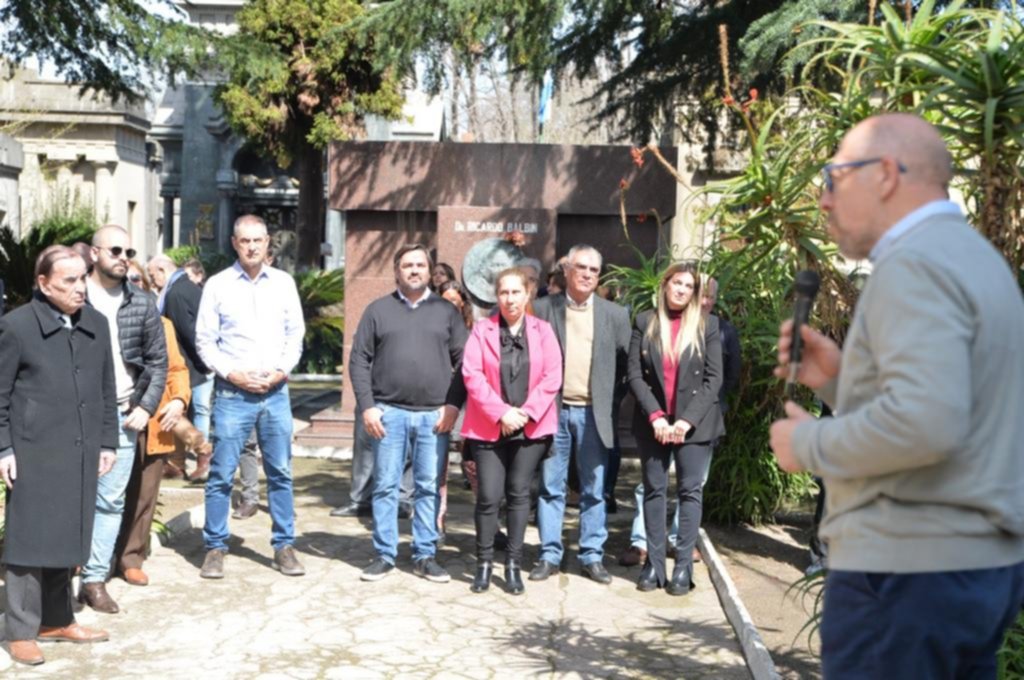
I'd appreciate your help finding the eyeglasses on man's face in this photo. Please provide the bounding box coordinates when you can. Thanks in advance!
[821,158,907,193]
[100,246,137,260]
[572,262,601,275]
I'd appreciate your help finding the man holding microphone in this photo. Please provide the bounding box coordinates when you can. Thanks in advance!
[771,113,1024,678]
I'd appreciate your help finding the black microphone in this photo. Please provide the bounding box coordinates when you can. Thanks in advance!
[786,270,821,398]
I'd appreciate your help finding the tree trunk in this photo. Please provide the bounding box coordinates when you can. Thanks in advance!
[468,57,481,141]
[509,73,521,143]
[450,51,461,139]
[294,133,324,271]
[979,154,1024,271]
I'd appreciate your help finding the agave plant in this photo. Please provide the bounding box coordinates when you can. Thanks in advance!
[802,0,1024,268]
[293,268,345,374]
[0,204,97,309]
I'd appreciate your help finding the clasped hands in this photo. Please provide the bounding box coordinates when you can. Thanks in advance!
[651,417,691,445]
[500,407,529,437]
[227,369,286,395]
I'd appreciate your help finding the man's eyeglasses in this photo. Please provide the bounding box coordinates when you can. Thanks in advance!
[821,158,907,193]
[100,246,137,259]
[572,263,601,275]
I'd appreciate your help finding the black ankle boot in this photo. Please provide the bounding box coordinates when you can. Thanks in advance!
[667,562,694,597]
[636,561,660,592]
[505,560,525,595]
[471,561,493,593]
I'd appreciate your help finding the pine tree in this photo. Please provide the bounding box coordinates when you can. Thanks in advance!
[0,0,211,103]
[216,0,405,270]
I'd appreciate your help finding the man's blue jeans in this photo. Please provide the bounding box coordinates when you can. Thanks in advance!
[538,405,608,566]
[204,381,294,551]
[190,376,214,440]
[82,410,137,583]
[371,404,447,564]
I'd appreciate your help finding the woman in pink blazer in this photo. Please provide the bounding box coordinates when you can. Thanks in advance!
[461,267,562,595]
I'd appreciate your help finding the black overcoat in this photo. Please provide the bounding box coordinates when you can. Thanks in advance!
[0,294,119,568]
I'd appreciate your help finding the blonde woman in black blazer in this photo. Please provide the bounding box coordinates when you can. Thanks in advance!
[628,261,724,595]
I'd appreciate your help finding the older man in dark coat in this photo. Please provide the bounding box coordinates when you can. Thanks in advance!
[0,246,118,666]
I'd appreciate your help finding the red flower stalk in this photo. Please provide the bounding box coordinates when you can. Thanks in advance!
[749,88,759,102]
[722,95,735,106]
[636,213,648,223]
[619,178,629,190]
[630,147,646,167]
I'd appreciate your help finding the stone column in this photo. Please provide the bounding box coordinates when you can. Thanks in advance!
[215,169,238,254]
[55,162,73,190]
[325,209,345,270]
[162,194,176,250]
[94,162,116,224]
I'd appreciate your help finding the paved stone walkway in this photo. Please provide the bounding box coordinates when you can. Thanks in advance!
[1,473,749,678]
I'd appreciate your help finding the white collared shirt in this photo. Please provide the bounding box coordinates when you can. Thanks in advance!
[196,261,305,378]
[397,288,431,309]
[869,200,963,263]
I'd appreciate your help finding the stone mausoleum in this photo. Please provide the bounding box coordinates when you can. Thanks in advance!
[294,140,679,447]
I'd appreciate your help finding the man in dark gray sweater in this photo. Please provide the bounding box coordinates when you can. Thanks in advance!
[349,244,467,583]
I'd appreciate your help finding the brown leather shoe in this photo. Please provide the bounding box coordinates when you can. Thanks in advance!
[189,453,212,482]
[7,640,45,665]
[273,545,306,576]
[78,582,119,614]
[618,546,647,567]
[122,567,149,586]
[38,622,109,643]
[162,462,186,480]
[232,499,258,519]
[200,548,226,579]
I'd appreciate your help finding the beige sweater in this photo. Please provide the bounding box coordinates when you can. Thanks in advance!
[793,213,1024,572]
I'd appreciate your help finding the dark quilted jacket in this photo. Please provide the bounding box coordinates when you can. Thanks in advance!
[90,282,167,415]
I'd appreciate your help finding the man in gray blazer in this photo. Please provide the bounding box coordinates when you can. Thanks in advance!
[771,113,1024,678]
[530,244,631,583]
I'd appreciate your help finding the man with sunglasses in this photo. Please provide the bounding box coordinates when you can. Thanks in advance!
[79,225,167,613]
[770,113,1024,678]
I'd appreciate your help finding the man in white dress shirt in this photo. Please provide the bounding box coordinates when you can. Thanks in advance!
[195,215,306,579]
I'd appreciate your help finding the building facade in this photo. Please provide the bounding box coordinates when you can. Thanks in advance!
[0,67,160,256]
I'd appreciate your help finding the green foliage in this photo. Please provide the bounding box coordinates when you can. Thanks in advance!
[361,0,567,91]
[999,610,1024,679]
[0,0,214,102]
[216,0,405,168]
[554,0,794,142]
[162,245,232,279]
[786,569,826,651]
[802,1,1024,267]
[294,268,345,374]
[602,237,667,320]
[0,189,97,308]
[693,97,854,523]
[214,0,406,268]
[739,0,865,82]
[163,245,201,267]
